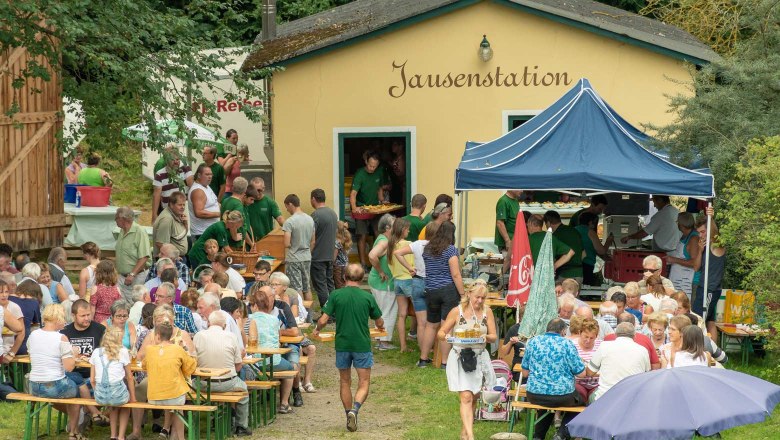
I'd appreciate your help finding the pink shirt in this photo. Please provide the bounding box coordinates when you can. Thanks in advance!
[574,339,602,389]
[225,160,242,192]
[90,285,121,323]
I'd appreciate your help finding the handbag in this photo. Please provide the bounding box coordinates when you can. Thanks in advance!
[93,349,130,406]
[459,348,478,373]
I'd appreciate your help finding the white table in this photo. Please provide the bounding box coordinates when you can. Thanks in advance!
[64,204,142,250]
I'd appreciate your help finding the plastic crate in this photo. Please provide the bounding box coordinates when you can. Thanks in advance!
[604,250,668,282]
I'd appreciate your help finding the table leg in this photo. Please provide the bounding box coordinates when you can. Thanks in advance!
[742,336,750,366]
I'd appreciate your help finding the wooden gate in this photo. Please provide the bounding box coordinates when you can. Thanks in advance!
[0,42,71,250]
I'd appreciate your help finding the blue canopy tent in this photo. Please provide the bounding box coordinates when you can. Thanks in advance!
[453,78,716,309]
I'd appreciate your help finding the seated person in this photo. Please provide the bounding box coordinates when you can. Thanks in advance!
[624,282,653,324]
[247,286,298,414]
[10,279,42,356]
[573,305,614,339]
[686,313,728,366]
[659,316,708,368]
[637,255,675,295]
[149,268,183,304]
[212,252,246,294]
[144,258,187,293]
[671,292,706,332]
[557,293,577,323]
[586,322,650,401]
[611,292,627,317]
[212,271,237,299]
[573,319,602,403]
[500,308,526,383]
[603,312,661,370]
[597,301,618,330]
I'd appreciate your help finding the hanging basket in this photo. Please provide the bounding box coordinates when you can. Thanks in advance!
[226,249,260,271]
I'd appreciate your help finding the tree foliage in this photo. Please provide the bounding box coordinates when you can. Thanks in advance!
[719,136,780,347]
[646,0,780,195]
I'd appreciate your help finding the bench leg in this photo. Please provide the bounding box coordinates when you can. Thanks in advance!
[23,401,34,440]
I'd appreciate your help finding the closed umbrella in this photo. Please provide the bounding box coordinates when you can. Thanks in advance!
[517,229,558,339]
[567,366,780,440]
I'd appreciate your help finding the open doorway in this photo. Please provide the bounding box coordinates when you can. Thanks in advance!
[337,131,412,220]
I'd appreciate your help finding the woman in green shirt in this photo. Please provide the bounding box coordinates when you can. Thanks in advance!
[77,152,113,187]
[367,214,397,351]
[575,212,614,286]
[188,210,245,268]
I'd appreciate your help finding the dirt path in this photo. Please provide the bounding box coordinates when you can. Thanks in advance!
[251,341,406,439]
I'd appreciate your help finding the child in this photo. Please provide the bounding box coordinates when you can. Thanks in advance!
[142,322,196,440]
[333,221,352,289]
[204,239,219,263]
[90,326,136,440]
[90,260,121,323]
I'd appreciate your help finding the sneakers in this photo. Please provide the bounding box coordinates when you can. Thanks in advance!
[416,358,432,368]
[234,426,252,437]
[376,343,396,351]
[302,382,317,393]
[408,331,417,340]
[293,391,304,407]
[278,404,293,414]
[346,410,358,432]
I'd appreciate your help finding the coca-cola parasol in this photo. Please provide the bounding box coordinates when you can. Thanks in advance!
[506,212,533,307]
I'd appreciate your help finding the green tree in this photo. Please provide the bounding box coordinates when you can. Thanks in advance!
[2,0,270,164]
[719,136,780,349]
[647,0,780,194]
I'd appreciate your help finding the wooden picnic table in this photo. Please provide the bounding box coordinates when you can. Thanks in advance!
[310,328,388,342]
[245,347,292,356]
[279,335,304,344]
[716,323,767,365]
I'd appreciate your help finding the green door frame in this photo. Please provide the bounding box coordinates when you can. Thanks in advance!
[338,131,413,219]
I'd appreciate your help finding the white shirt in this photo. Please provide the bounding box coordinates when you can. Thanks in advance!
[217,309,244,350]
[27,329,73,382]
[50,263,77,297]
[129,301,145,326]
[640,293,662,312]
[225,268,246,293]
[409,240,428,278]
[643,204,681,252]
[188,182,220,236]
[89,347,131,383]
[588,336,650,400]
[596,319,615,339]
[660,343,709,368]
[2,301,23,350]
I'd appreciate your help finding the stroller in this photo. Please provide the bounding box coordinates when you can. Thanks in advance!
[475,360,512,421]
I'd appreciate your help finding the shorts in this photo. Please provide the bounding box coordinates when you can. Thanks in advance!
[336,351,374,370]
[355,217,379,236]
[286,261,311,293]
[149,393,186,406]
[284,343,301,365]
[274,357,295,372]
[30,375,79,399]
[425,283,460,324]
[396,277,426,311]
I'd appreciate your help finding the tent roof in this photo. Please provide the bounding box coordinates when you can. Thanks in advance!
[454,78,715,198]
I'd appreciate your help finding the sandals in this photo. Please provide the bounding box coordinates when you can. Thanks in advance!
[68,432,88,440]
[278,404,293,414]
[92,414,110,427]
[159,428,170,438]
[302,383,316,393]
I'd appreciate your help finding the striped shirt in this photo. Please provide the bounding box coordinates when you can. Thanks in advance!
[574,339,602,389]
[153,165,193,208]
[422,244,458,290]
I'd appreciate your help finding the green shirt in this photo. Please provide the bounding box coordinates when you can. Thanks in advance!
[367,235,393,291]
[188,222,241,267]
[576,225,597,265]
[77,167,105,187]
[552,224,583,278]
[403,214,428,241]
[154,157,166,174]
[115,222,151,275]
[207,162,226,196]
[321,286,383,353]
[494,194,521,248]
[351,166,387,206]
[246,196,282,240]
[528,231,572,266]
[221,196,248,238]
[568,207,587,228]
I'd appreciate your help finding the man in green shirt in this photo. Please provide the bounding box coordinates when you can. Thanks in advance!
[526,214,575,272]
[494,190,523,249]
[114,206,151,302]
[221,176,252,246]
[314,264,384,433]
[202,145,226,200]
[402,194,428,241]
[350,151,389,267]
[544,210,584,281]
[246,177,284,241]
[569,194,608,227]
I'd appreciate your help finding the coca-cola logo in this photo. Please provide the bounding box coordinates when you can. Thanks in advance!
[515,255,533,293]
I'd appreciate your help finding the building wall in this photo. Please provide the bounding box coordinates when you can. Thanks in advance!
[270,1,695,239]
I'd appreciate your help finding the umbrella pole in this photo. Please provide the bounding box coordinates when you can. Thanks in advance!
[464,192,469,249]
[702,201,712,318]
[456,192,464,249]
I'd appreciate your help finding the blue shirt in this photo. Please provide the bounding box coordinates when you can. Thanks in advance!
[625,307,643,324]
[422,245,458,290]
[521,332,584,395]
[172,303,198,335]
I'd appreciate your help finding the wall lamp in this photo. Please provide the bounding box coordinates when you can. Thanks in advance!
[478,34,493,62]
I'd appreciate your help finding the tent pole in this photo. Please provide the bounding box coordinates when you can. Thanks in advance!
[463,192,469,250]
[455,192,464,249]
[702,201,712,318]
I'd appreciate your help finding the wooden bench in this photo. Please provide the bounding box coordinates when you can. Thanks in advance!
[272,370,298,379]
[245,381,281,427]
[508,400,585,438]
[299,355,309,365]
[7,393,216,440]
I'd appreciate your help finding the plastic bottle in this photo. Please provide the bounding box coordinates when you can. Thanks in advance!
[75,191,81,208]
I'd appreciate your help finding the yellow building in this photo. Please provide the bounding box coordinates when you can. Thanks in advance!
[242,0,716,240]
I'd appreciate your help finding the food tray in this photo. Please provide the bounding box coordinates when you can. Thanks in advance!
[363,204,404,215]
[351,211,375,220]
[447,337,485,344]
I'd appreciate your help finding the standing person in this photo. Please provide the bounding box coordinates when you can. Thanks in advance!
[246,177,284,241]
[115,207,152,302]
[223,144,249,199]
[575,212,615,286]
[692,206,726,341]
[221,176,250,241]
[527,215,575,269]
[350,151,389,268]
[201,145,226,200]
[621,195,681,252]
[310,188,338,308]
[77,242,99,300]
[313,264,384,432]
[282,194,315,301]
[438,283,497,440]
[27,304,86,440]
[387,217,419,353]
[495,190,522,272]
[419,222,463,368]
[77,152,113,187]
[90,260,122,323]
[419,198,454,240]
[89,326,136,440]
[188,164,221,241]
[666,212,700,293]
[402,194,427,241]
[545,210,585,283]
[152,191,189,258]
[333,222,352,290]
[569,194,608,228]
[142,323,197,440]
[367,214,397,351]
[152,146,194,221]
[65,146,85,184]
